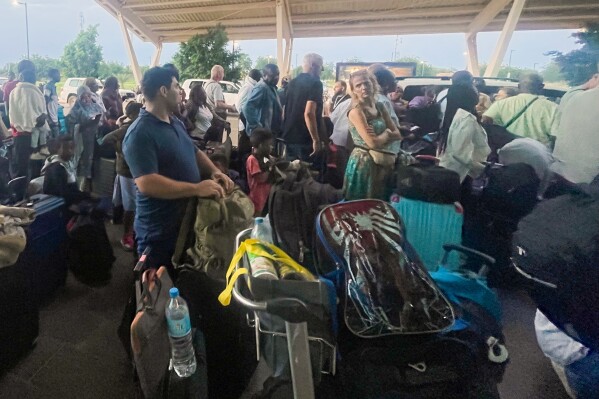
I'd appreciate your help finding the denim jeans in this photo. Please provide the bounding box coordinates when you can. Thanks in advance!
[565,350,599,398]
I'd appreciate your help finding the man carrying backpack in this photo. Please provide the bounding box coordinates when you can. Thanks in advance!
[123,67,234,269]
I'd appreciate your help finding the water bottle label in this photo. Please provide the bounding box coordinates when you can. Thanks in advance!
[167,316,191,338]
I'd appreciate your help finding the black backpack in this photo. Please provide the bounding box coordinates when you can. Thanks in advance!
[268,164,342,269]
[395,163,461,204]
[512,192,599,351]
[67,202,115,285]
[480,163,539,222]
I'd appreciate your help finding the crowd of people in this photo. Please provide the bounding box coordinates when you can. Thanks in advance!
[1,51,598,396]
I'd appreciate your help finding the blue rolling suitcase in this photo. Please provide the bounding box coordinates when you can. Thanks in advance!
[17,194,68,305]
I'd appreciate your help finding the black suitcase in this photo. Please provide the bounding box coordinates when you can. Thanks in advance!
[16,194,68,305]
[92,157,116,197]
[0,264,39,372]
[395,163,461,204]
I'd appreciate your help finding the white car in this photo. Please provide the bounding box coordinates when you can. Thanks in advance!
[396,76,567,103]
[59,78,103,107]
[181,79,240,111]
[59,78,136,107]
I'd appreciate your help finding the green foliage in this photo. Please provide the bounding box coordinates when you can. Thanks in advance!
[61,25,103,78]
[173,25,248,82]
[253,56,276,71]
[478,64,536,80]
[547,23,599,86]
[98,61,130,79]
[396,57,453,76]
[0,55,61,79]
[541,62,565,83]
[236,53,252,78]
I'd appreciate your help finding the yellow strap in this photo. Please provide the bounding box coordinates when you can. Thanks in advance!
[218,239,315,307]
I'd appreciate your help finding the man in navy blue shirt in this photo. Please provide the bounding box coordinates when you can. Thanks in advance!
[123,67,233,269]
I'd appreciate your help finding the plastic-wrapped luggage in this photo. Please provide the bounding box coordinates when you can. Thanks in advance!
[316,200,507,398]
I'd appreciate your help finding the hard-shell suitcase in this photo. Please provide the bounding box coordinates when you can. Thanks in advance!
[17,193,68,305]
[0,264,39,371]
[92,157,116,197]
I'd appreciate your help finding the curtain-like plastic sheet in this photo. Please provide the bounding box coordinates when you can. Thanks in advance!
[318,200,455,337]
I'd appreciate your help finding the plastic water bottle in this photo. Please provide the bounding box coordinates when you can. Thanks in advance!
[251,217,273,243]
[165,288,197,378]
[249,217,278,279]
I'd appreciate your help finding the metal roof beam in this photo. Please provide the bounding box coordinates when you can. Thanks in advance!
[95,0,160,43]
[467,0,513,36]
[135,1,274,17]
[485,0,527,77]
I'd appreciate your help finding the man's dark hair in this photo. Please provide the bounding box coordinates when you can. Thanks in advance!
[48,68,60,80]
[20,69,36,84]
[519,73,544,95]
[263,64,279,75]
[48,135,74,155]
[336,80,347,90]
[125,101,143,117]
[104,76,119,90]
[142,67,177,101]
[369,65,395,94]
[209,153,229,167]
[249,69,262,82]
[17,59,35,74]
[250,128,273,148]
[162,63,180,82]
[452,70,474,86]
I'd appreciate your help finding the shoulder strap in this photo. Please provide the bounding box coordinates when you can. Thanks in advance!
[505,96,539,129]
[171,197,197,268]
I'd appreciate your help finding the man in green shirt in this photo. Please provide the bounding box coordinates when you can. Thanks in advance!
[482,74,557,145]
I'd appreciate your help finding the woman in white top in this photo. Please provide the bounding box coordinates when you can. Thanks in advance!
[184,84,227,139]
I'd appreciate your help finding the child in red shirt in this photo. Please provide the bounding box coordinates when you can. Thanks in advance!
[246,128,273,216]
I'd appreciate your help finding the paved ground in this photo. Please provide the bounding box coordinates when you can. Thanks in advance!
[0,222,571,399]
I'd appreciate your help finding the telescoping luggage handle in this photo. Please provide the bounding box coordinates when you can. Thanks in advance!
[225,229,316,399]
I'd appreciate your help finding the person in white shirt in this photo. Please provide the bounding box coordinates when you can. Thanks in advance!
[551,70,599,184]
[204,65,236,119]
[236,69,262,132]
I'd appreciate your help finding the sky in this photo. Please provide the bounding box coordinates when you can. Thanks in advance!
[0,0,582,72]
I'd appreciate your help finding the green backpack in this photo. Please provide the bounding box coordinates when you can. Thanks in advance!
[173,187,254,280]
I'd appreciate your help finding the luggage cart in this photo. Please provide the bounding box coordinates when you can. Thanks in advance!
[232,229,336,399]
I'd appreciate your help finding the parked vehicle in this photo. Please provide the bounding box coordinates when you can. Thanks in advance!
[59,78,103,107]
[59,78,136,107]
[181,79,240,111]
[396,76,567,103]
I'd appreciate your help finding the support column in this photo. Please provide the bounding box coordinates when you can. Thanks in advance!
[118,12,142,86]
[283,38,294,76]
[276,0,285,69]
[484,0,527,77]
[151,42,163,67]
[465,33,480,76]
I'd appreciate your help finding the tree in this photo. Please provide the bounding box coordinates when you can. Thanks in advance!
[61,25,103,77]
[253,56,276,71]
[98,61,130,79]
[29,55,62,79]
[541,62,565,83]
[478,64,536,80]
[547,23,599,86]
[173,25,247,82]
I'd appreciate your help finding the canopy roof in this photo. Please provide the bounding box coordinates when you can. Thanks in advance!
[96,0,599,43]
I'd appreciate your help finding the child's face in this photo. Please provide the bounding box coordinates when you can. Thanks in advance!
[256,139,273,157]
[58,142,75,162]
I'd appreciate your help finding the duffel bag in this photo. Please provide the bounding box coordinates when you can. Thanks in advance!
[395,163,461,204]
[512,192,599,351]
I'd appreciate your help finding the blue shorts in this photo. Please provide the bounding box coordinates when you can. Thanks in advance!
[113,175,136,212]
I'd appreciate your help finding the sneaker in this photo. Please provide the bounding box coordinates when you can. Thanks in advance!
[120,234,135,252]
